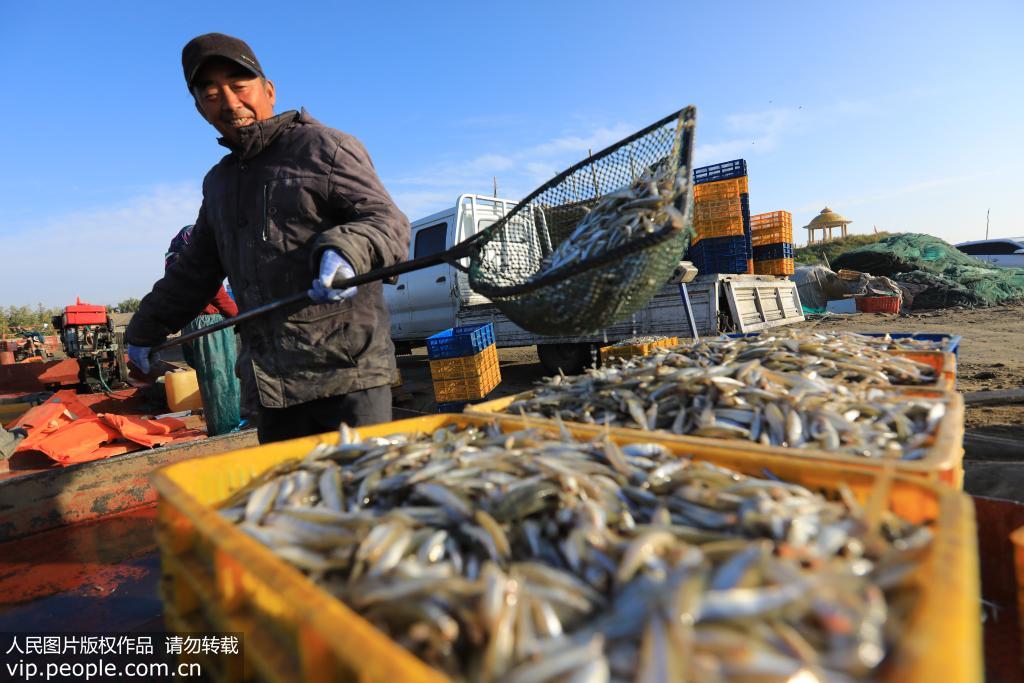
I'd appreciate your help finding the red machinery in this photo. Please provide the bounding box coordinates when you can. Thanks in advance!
[52,298,129,391]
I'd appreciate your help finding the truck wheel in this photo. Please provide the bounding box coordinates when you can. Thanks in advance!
[537,343,595,376]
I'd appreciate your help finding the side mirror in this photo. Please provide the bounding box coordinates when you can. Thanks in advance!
[1014,248,1024,255]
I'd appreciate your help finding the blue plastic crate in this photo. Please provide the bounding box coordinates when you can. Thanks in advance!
[694,253,748,274]
[690,234,748,258]
[741,195,751,259]
[426,323,495,360]
[691,235,748,273]
[753,243,794,261]
[694,159,748,185]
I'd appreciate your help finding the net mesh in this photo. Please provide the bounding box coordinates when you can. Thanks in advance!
[467,107,696,335]
[832,233,1024,309]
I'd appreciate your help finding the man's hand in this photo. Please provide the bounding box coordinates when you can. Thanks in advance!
[127,344,152,374]
[309,249,358,302]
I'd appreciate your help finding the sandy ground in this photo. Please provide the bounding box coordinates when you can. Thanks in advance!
[396,304,1024,500]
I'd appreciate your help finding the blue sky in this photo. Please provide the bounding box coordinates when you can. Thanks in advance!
[1,0,1021,307]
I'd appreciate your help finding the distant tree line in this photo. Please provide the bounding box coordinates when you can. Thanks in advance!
[1,298,142,331]
[1,304,63,330]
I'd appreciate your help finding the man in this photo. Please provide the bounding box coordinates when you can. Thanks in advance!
[165,224,241,437]
[125,33,410,443]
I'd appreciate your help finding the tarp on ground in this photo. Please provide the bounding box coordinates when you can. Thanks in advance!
[832,233,1024,309]
[10,392,204,465]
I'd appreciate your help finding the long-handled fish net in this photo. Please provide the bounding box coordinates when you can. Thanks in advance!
[466,106,696,335]
[153,107,696,355]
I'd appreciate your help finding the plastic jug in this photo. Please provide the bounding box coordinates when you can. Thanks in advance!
[165,369,203,412]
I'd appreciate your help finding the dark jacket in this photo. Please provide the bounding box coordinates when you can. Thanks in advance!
[127,109,410,408]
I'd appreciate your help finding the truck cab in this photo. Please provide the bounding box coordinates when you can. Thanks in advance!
[385,195,517,342]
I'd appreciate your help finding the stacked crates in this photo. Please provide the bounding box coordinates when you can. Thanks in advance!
[750,210,795,276]
[691,160,751,274]
[426,323,501,411]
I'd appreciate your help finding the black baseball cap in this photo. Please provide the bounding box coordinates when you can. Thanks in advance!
[182,32,265,90]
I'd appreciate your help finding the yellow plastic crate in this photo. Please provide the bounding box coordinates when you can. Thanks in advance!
[600,336,679,363]
[753,257,795,275]
[432,361,500,402]
[427,344,498,381]
[470,389,966,487]
[693,176,748,200]
[152,413,981,683]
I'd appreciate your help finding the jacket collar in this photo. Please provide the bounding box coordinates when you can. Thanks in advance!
[219,109,301,160]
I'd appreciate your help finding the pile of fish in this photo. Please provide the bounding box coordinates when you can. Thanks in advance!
[842,334,949,353]
[504,333,949,460]
[538,164,688,275]
[637,330,939,387]
[220,422,931,682]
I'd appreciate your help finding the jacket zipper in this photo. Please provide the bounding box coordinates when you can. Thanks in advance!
[262,182,269,241]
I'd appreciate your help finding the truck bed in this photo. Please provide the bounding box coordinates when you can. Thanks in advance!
[455,274,804,346]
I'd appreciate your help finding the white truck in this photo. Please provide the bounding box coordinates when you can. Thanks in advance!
[385,194,804,374]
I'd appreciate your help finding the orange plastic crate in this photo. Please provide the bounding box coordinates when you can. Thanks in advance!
[600,336,679,363]
[432,362,501,402]
[694,196,743,221]
[428,344,498,381]
[753,257,794,275]
[693,176,748,201]
[692,215,745,243]
[750,211,794,246]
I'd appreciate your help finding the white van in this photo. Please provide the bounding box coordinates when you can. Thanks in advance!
[955,238,1024,268]
[386,194,804,373]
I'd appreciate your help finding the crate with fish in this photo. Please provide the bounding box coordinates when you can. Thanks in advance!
[693,158,748,184]
[854,333,961,358]
[693,175,749,201]
[599,335,679,364]
[425,323,495,361]
[153,412,980,683]
[428,344,499,381]
[754,257,796,276]
[854,333,961,384]
[750,210,794,246]
[470,329,966,485]
[727,329,955,394]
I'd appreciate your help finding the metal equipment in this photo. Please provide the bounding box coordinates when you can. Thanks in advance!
[53,298,129,391]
